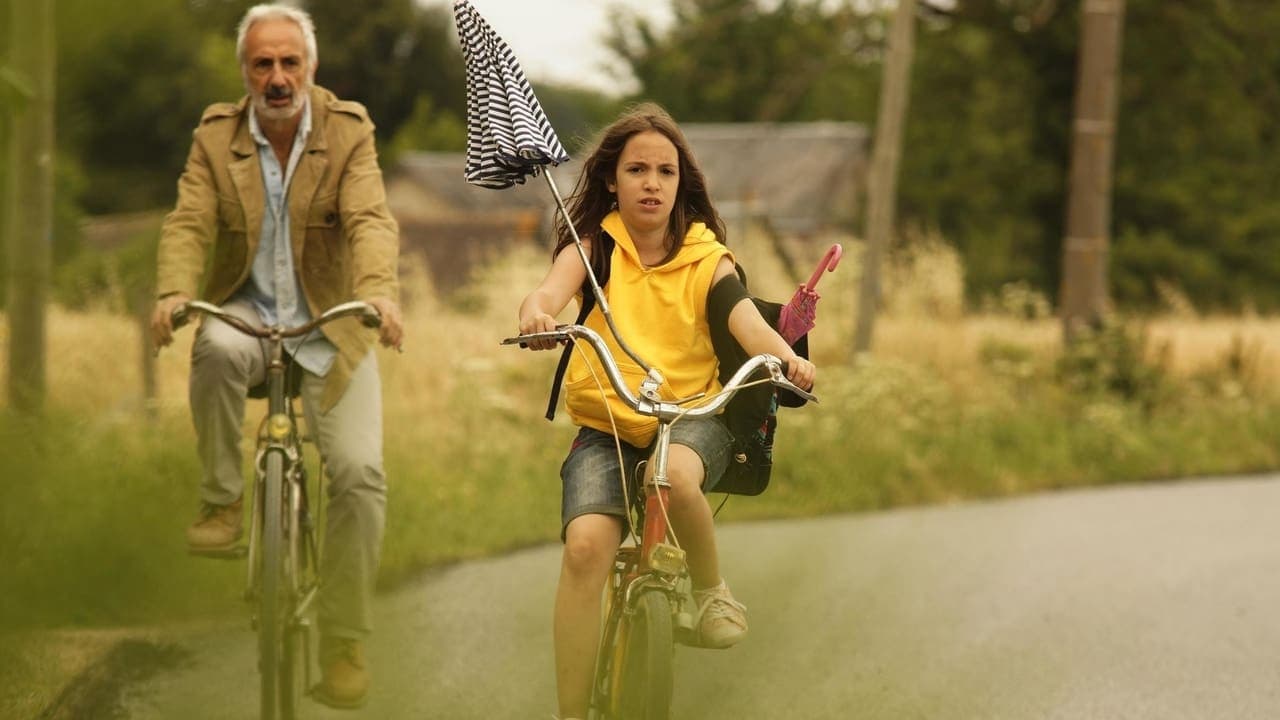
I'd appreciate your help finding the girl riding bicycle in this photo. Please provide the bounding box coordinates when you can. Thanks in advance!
[517,102,816,720]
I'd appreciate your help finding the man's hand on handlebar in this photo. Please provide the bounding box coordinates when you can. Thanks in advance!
[365,296,404,350]
[783,355,816,392]
[151,293,192,349]
[518,312,563,351]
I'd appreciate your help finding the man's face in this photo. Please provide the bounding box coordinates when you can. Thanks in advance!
[242,18,312,122]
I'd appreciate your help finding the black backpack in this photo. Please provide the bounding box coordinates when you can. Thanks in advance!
[544,231,809,496]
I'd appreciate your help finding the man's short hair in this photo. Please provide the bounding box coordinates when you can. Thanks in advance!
[236,3,319,70]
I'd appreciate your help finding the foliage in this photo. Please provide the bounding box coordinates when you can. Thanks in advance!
[56,0,243,213]
[607,0,880,122]
[7,240,1280,633]
[8,307,1280,629]
[384,95,467,161]
[609,0,1280,311]
[902,3,1073,301]
[1110,0,1280,311]
[1055,315,1169,409]
[53,223,159,314]
[534,82,627,155]
[0,408,243,629]
[307,0,467,145]
[48,0,476,214]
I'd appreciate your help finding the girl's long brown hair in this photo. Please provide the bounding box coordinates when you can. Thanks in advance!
[552,102,727,276]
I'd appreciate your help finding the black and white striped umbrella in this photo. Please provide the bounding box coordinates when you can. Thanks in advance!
[452,0,651,372]
[453,0,569,189]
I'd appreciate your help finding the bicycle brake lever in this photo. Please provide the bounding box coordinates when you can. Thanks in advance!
[171,305,191,330]
[359,307,382,329]
[501,330,572,348]
[768,363,818,403]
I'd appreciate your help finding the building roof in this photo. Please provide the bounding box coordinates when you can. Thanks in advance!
[390,121,868,235]
[682,122,868,235]
[388,152,550,223]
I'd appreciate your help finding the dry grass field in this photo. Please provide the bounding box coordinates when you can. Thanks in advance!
[7,233,1280,421]
[5,232,1280,718]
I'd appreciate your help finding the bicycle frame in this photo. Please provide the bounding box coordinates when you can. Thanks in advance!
[173,300,381,720]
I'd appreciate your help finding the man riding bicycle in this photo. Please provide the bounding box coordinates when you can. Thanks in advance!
[149,3,403,709]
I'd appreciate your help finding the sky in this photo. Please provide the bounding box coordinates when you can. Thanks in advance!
[425,0,673,96]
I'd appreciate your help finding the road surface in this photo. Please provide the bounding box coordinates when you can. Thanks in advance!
[114,475,1280,719]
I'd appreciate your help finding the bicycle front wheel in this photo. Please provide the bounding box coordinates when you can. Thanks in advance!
[611,589,674,720]
[279,622,308,719]
[258,449,286,720]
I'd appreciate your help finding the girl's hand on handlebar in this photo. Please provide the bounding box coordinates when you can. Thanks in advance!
[784,355,816,392]
[519,312,561,350]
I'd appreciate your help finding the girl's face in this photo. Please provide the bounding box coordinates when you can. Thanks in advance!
[607,130,680,239]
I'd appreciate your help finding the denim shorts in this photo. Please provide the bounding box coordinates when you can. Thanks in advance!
[559,416,735,539]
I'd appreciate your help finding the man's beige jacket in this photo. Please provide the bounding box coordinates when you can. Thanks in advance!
[157,86,399,411]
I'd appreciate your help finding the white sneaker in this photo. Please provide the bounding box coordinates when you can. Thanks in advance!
[693,580,748,648]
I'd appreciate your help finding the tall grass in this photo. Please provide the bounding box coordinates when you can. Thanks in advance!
[4,232,1280,630]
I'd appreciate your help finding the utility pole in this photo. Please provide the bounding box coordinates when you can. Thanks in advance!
[5,0,55,413]
[1060,0,1125,343]
[853,0,916,355]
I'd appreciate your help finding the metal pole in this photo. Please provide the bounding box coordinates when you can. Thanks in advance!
[542,169,652,373]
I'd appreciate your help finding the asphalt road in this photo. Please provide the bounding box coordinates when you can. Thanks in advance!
[117,474,1280,719]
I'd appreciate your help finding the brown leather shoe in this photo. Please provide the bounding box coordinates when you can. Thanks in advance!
[185,498,243,551]
[314,636,369,709]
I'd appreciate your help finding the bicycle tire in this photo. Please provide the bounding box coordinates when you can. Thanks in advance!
[278,474,310,720]
[611,590,674,720]
[259,449,286,720]
[279,623,308,719]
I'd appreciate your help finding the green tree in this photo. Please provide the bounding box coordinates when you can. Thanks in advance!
[900,1,1076,300]
[57,0,242,213]
[607,0,879,122]
[1109,0,1280,311]
[613,0,1280,311]
[534,83,625,155]
[307,0,466,145]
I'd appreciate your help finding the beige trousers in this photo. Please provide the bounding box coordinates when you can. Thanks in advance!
[190,299,386,639]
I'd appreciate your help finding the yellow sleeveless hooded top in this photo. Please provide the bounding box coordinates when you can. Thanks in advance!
[564,211,733,447]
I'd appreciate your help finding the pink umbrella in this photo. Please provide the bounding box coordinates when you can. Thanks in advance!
[778,243,843,344]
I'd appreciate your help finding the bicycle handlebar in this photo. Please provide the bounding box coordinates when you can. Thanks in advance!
[502,324,816,417]
[171,300,382,339]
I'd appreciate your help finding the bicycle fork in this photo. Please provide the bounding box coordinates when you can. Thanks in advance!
[640,424,687,578]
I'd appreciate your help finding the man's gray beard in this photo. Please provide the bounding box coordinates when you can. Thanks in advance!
[251,80,310,122]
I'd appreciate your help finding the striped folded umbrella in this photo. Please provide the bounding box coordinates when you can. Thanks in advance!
[453,0,569,189]
[452,1,652,373]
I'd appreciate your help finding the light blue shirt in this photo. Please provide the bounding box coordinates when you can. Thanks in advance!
[235,98,337,376]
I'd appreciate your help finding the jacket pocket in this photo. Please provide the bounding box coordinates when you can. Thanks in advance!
[306,192,340,230]
[303,193,348,294]
[217,195,247,233]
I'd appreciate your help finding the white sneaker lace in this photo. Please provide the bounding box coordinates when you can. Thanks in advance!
[696,585,746,628]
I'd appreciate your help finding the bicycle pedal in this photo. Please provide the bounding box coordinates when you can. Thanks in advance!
[674,625,697,647]
[674,609,694,633]
[188,545,248,560]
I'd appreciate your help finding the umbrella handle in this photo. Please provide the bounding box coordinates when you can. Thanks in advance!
[804,243,843,291]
